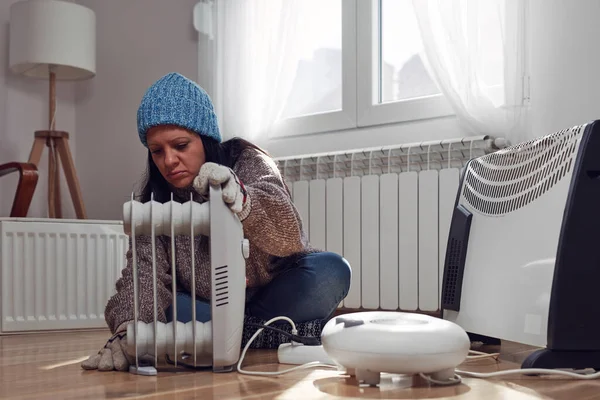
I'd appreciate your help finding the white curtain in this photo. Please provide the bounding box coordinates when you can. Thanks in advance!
[210,0,305,142]
[412,0,530,144]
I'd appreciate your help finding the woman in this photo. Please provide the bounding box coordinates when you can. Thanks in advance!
[82,72,351,371]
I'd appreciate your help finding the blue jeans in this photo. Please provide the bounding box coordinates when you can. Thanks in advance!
[165,251,351,324]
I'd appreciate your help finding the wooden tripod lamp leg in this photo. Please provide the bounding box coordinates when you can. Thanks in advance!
[54,136,87,219]
[28,135,60,218]
[28,137,46,166]
[51,140,62,218]
[48,139,57,218]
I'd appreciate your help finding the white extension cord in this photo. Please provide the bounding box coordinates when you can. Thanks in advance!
[236,316,600,384]
[427,350,600,385]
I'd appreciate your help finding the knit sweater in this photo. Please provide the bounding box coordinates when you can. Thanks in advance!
[104,148,313,334]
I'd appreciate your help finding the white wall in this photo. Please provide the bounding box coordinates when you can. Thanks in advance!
[0,0,76,218]
[74,0,199,220]
[529,0,600,137]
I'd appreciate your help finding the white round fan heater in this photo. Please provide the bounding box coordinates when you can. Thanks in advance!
[321,311,471,386]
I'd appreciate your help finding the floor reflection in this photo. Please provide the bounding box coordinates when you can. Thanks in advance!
[313,372,471,399]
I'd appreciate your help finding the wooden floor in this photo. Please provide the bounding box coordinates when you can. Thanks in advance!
[1,330,600,399]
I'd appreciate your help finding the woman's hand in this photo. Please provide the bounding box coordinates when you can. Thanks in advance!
[81,331,133,371]
[193,162,247,213]
[81,322,155,372]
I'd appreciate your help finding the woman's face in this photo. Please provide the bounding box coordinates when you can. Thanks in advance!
[146,125,206,188]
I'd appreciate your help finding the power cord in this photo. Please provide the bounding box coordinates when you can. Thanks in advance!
[236,316,338,376]
[455,368,600,380]
[466,349,499,360]
[417,350,499,385]
[419,372,463,386]
[418,349,600,385]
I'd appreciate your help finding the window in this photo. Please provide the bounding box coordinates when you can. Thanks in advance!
[199,0,528,141]
[268,0,453,139]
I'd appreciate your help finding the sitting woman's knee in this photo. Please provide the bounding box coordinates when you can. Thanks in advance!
[330,252,351,281]
[310,251,351,294]
[333,253,352,294]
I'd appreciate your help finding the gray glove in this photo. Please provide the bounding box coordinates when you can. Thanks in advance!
[81,331,134,371]
[193,162,247,213]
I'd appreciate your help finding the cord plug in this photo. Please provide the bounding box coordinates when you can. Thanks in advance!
[290,335,320,346]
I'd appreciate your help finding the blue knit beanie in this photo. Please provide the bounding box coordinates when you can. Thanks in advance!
[137,72,221,146]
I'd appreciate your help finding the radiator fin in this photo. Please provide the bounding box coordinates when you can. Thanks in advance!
[361,175,379,309]
[418,170,439,312]
[325,178,344,308]
[343,177,361,309]
[398,172,419,311]
[379,174,399,310]
[325,178,344,256]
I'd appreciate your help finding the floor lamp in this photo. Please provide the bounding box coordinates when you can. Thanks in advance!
[9,0,96,219]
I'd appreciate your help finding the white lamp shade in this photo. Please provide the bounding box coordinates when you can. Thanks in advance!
[9,0,96,80]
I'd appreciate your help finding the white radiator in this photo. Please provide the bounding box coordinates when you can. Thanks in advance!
[0,218,127,333]
[275,135,506,313]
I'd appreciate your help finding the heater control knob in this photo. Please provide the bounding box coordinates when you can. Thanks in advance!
[242,239,250,259]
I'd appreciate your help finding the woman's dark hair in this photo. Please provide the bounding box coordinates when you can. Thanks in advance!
[137,136,269,203]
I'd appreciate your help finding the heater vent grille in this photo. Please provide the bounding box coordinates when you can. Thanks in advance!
[214,265,229,307]
[442,237,462,308]
[462,125,583,215]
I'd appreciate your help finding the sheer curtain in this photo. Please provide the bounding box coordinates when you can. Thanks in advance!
[412,0,530,144]
[210,0,304,142]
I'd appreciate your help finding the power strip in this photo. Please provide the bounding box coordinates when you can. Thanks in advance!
[277,343,337,366]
